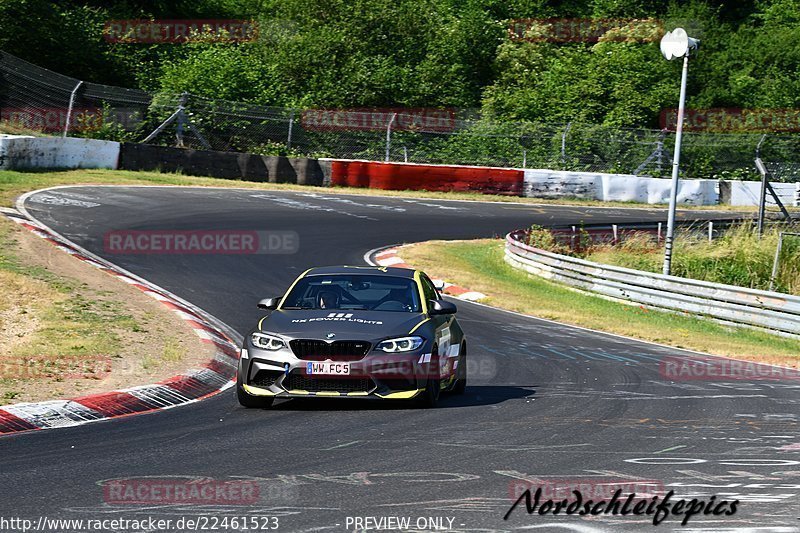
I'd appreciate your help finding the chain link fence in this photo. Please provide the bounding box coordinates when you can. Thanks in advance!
[2,50,799,181]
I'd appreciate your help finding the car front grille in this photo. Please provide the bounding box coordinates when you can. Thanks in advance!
[282,372,375,394]
[290,339,371,361]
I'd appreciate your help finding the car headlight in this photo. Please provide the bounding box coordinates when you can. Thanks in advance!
[376,336,425,353]
[250,332,286,351]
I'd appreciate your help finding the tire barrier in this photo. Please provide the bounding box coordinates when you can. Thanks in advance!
[117,143,324,185]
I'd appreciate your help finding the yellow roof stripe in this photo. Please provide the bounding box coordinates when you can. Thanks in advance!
[413,270,428,314]
[277,268,312,310]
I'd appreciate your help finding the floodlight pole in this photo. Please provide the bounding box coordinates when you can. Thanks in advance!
[663,52,690,276]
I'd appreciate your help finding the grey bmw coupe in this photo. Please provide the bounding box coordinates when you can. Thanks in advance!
[237,266,466,408]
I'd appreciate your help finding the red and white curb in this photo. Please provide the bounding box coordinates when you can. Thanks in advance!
[0,208,239,435]
[371,247,487,302]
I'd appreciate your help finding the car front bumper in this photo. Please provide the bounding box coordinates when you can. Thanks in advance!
[238,347,445,400]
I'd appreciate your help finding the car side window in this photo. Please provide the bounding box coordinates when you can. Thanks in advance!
[420,275,438,303]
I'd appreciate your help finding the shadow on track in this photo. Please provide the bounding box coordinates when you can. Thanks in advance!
[249,385,536,411]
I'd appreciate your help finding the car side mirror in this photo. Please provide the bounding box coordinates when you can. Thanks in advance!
[257,297,281,310]
[429,299,457,315]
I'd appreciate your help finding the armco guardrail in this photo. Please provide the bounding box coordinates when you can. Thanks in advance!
[504,229,800,338]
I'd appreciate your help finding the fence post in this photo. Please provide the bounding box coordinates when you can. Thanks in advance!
[657,130,665,174]
[63,80,84,138]
[769,232,784,292]
[708,221,713,242]
[755,135,769,237]
[561,122,571,169]
[385,112,397,162]
[403,146,408,163]
[287,109,295,151]
[175,92,188,147]
[522,150,527,169]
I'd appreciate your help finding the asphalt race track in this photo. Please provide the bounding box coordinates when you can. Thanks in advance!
[1,186,798,532]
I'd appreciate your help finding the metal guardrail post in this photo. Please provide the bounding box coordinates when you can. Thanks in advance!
[63,80,84,138]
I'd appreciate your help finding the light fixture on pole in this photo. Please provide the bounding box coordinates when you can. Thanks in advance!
[660,28,699,276]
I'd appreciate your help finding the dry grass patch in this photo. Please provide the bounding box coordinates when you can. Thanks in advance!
[0,217,214,405]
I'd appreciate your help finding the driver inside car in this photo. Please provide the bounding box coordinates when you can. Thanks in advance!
[318,290,340,309]
[373,288,412,311]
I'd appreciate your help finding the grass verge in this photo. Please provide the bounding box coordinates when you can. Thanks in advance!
[400,239,800,368]
[0,217,211,405]
[583,224,800,294]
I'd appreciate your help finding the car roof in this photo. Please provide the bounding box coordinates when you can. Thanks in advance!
[304,265,418,279]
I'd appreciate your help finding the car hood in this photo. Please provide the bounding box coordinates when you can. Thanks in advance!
[259,310,425,340]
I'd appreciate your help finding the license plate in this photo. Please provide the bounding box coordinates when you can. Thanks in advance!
[306,362,350,375]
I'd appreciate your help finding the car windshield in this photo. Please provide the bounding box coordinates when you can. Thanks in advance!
[281,274,421,312]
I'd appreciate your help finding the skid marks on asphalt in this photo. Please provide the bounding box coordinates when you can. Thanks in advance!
[249,193,379,220]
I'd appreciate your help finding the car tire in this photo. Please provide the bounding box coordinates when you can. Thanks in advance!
[452,342,467,395]
[236,374,275,408]
[416,345,441,408]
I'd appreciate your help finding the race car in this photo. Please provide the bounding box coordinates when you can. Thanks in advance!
[237,265,466,408]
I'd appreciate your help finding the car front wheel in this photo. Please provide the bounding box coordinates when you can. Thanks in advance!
[416,345,441,408]
[452,342,467,395]
[236,373,274,408]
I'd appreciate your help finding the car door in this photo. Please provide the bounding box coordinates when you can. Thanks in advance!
[419,274,455,381]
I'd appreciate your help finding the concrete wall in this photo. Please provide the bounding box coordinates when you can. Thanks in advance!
[0,135,120,170]
[522,169,719,205]
[720,180,799,207]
